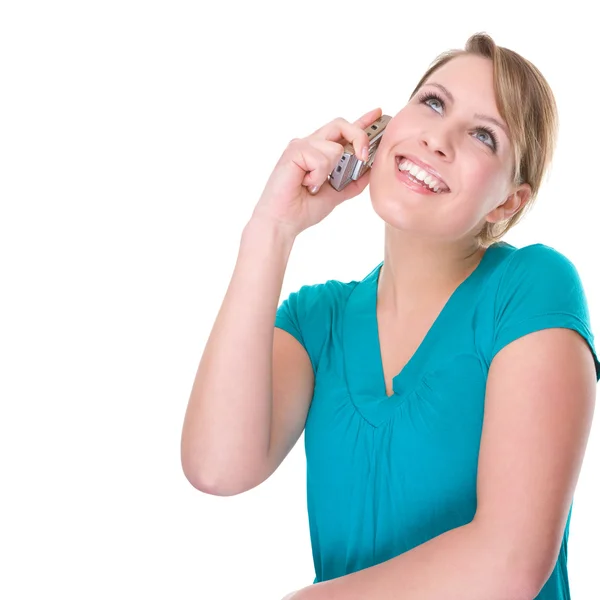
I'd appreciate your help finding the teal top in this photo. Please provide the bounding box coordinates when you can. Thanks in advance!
[275,241,600,599]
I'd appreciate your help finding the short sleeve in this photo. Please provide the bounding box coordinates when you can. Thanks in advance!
[275,286,305,347]
[275,279,351,375]
[491,244,600,381]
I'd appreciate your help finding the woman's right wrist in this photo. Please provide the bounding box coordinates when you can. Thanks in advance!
[240,215,297,263]
[243,214,298,248]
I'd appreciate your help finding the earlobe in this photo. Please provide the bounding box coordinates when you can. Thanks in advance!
[484,195,514,224]
[486,184,532,224]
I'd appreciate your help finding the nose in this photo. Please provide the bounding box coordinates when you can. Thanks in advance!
[419,128,454,161]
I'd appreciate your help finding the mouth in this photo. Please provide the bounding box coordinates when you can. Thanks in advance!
[395,155,450,194]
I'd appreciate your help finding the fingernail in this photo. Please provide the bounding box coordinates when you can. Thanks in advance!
[309,185,320,194]
[362,147,369,161]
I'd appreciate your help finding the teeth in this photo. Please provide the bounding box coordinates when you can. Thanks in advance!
[397,157,448,193]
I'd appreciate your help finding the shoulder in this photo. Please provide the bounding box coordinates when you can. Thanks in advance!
[492,241,589,305]
[289,277,359,310]
[279,263,378,319]
[276,266,376,373]
[496,242,577,275]
[488,242,599,377]
[489,242,585,303]
[497,244,589,314]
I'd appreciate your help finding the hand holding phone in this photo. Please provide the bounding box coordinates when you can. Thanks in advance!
[250,108,385,238]
[328,114,391,191]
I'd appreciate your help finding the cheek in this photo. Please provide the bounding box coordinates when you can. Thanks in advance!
[435,173,498,229]
[426,199,487,241]
[476,167,496,189]
[459,160,499,195]
[381,114,413,146]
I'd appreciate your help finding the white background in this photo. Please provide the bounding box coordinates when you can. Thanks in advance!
[1,1,598,598]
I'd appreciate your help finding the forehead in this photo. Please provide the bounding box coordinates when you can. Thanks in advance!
[424,55,496,103]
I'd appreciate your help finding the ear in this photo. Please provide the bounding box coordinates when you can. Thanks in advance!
[485,182,532,224]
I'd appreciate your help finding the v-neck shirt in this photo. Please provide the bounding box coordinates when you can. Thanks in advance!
[274,241,600,599]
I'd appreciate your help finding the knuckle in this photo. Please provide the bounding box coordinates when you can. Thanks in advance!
[314,151,328,168]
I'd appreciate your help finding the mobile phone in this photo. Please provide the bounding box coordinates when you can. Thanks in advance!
[328,114,392,191]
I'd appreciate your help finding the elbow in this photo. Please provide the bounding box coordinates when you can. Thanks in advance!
[494,547,557,600]
[473,513,560,600]
[503,576,544,600]
[180,431,268,496]
[192,478,245,497]
[181,453,261,497]
[180,437,240,496]
[486,563,545,600]
[475,522,555,600]
[182,463,245,496]
[511,561,555,600]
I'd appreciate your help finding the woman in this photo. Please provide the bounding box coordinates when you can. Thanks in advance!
[181,33,600,599]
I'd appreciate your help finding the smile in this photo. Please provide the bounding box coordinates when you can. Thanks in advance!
[395,156,450,194]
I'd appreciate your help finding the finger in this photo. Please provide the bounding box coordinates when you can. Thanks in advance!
[329,164,373,203]
[311,107,382,137]
[299,138,345,188]
[310,109,382,161]
[353,107,383,129]
[307,160,373,203]
[281,139,333,192]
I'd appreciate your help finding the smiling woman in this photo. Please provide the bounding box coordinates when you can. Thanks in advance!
[367,41,553,251]
[183,31,599,600]
[406,34,558,248]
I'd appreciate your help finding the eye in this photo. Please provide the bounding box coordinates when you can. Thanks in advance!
[418,92,445,114]
[415,91,499,152]
[473,127,499,150]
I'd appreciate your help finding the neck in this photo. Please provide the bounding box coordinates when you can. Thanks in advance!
[378,224,487,316]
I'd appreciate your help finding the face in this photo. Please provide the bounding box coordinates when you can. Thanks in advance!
[369,54,530,242]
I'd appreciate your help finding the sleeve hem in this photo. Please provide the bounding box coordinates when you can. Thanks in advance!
[492,312,600,382]
[274,323,318,376]
[274,321,305,348]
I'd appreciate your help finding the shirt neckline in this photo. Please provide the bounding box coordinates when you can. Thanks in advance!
[342,243,500,426]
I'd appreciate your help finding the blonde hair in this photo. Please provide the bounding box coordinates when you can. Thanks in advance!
[409,32,559,247]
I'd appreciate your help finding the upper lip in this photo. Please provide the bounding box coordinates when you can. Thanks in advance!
[395,153,450,190]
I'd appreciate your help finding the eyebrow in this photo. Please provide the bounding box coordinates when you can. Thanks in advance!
[425,82,509,138]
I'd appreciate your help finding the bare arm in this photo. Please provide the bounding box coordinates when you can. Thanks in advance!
[181,109,379,496]
[181,216,311,495]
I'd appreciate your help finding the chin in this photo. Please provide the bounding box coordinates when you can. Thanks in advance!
[369,192,420,232]
[369,188,457,242]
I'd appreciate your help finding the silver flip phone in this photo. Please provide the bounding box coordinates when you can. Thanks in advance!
[328,114,391,191]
